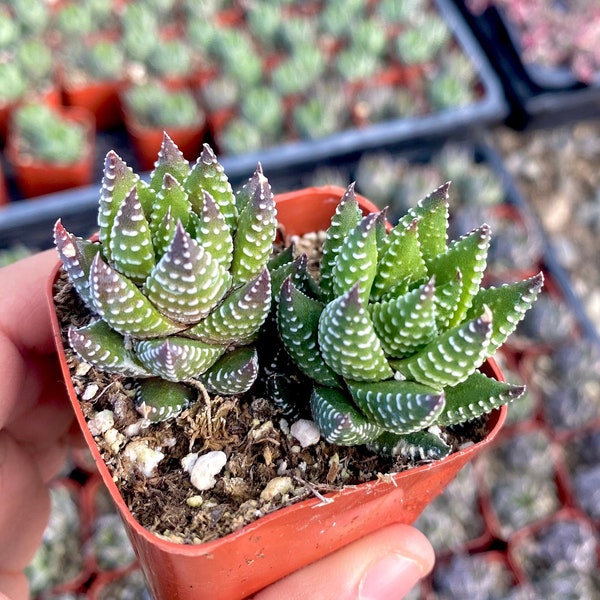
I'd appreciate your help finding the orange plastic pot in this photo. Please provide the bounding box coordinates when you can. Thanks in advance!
[6,106,96,199]
[123,110,207,172]
[48,186,508,600]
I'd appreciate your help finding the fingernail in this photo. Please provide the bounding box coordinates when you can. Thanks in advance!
[359,554,426,600]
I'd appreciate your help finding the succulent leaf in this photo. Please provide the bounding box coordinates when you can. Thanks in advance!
[437,370,525,427]
[433,269,463,331]
[427,224,490,327]
[269,253,310,302]
[148,132,190,191]
[68,320,150,377]
[202,346,258,394]
[391,306,493,388]
[266,373,304,420]
[347,378,445,434]
[332,212,379,306]
[136,378,196,422]
[277,278,342,388]
[230,169,277,285]
[367,430,451,460]
[143,223,230,324]
[371,217,427,301]
[466,272,544,356]
[370,277,437,358]
[310,385,383,445]
[400,182,449,264]
[185,144,237,230]
[193,190,234,271]
[53,220,101,308]
[108,186,155,284]
[319,284,394,382]
[186,267,271,343]
[135,336,225,381]
[149,174,193,256]
[89,254,183,338]
[319,183,362,301]
[98,151,139,262]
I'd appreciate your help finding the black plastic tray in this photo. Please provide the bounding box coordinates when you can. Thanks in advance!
[453,0,600,129]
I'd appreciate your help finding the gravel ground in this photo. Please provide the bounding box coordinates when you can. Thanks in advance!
[492,119,600,339]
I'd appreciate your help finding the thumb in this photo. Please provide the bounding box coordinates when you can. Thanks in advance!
[253,524,434,600]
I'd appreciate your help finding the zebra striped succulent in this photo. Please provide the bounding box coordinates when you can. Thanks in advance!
[276,183,543,460]
[54,134,276,422]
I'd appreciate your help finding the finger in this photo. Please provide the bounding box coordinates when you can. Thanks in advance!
[0,571,28,600]
[0,249,60,355]
[254,524,434,600]
[0,432,51,572]
[28,441,70,484]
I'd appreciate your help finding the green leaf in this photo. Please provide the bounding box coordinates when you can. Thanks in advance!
[433,269,462,331]
[185,143,237,230]
[466,272,544,356]
[143,223,231,324]
[346,378,445,434]
[149,173,193,257]
[98,151,139,263]
[193,190,234,271]
[89,254,183,338]
[54,220,101,308]
[371,217,427,301]
[230,169,277,285]
[269,253,309,302]
[332,212,379,306]
[186,267,271,343]
[68,320,150,377]
[310,385,383,445]
[319,184,362,302]
[202,346,258,394]
[427,224,490,327]
[367,430,451,460]
[108,186,155,284]
[277,278,342,388]
[135,378,196,422]
[265,372,305,420]
[391,306,493,388]
[437,369,525,427]
[399,182,449,265]
[370,277,438,358]
[318,284,393,382]
[148,132,190,191]
[135,336,225,381]
[136,180,157,220]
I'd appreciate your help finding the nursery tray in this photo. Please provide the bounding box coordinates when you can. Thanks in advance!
[453,0,600,129]
[209,0,507,172]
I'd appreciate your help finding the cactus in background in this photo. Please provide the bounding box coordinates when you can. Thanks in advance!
[275,184,543,459]
[123,82,203,129]
[12,103,88,164]
[55,135,277,421]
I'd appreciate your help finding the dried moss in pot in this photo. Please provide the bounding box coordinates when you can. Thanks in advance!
[51,134,543,544]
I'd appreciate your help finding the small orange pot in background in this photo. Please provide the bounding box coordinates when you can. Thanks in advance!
[6,105,96,200]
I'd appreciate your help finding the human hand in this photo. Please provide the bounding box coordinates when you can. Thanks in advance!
[254,523,434,600]
[0,250,77,600]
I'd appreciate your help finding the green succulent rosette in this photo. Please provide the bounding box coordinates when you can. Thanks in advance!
[276,183,543,459]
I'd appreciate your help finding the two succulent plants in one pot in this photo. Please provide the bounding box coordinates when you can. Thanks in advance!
[49,134,543,599]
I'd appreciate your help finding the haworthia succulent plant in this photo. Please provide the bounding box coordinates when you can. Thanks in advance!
[55,134,277,422]
[276,183,543,459]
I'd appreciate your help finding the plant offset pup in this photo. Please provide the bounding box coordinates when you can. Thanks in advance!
[276,183,543,460]
[54,134,276,421]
